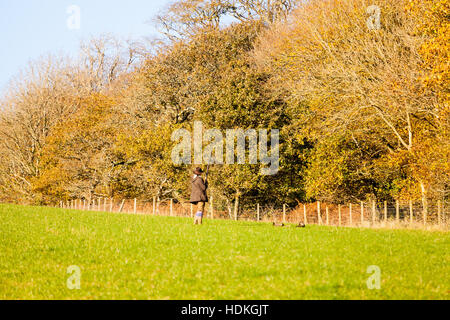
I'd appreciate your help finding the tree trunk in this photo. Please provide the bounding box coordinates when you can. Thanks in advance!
[234,193,240,221]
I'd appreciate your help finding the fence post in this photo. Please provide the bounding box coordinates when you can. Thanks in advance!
[134,198,137,214]
[257,203,260,221]
[317,201,321,225]
[326,206,329,225]
[118,199,125,213]
[338,204,342,227]
[153,197,156,215]
[438,200,441,225]
[98,198,102,211]
[83,199,86,211]
[360,201,364,225]
[210,196,214,219]
[372,200,376,225]
[103,198,107,212]
[303,204,308,225]
[409,200,413,224]
[396,200,400,222]
[423,201,427,226]
[384,201,387,224]
[349,203,352,226]
[170,199,173,217]
[283,204,286,223]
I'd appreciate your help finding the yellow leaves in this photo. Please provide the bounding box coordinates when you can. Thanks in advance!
[407,0,450,101]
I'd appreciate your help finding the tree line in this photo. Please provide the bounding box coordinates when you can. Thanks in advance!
[0,0,448,214]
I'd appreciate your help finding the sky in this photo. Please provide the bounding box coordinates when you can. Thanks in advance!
[0,0,173,91]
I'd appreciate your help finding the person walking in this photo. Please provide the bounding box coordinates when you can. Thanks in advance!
[190,167,208,225]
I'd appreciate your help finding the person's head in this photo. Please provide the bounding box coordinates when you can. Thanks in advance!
[193,167,204,175]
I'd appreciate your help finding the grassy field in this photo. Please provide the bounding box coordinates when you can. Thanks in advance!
[0,204,448,300]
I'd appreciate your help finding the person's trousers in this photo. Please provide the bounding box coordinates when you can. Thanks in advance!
[196,202,205,213]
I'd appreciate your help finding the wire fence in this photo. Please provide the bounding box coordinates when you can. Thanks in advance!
[58,196,449,230]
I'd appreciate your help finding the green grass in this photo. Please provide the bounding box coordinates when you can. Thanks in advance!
[0,204,448,300]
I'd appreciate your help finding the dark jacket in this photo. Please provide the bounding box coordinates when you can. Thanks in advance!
[190,176,208,203]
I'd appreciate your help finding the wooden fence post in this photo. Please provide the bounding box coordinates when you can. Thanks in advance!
[360,201,364,225]
[257,203,260,221]
[437,200,441,225]
[234,194,239,221]
[409,200,413,224]
[83,199,86,211]
[153,197,156,215]
[283,204,286,223]
[103,197,107,212]
[423,201,427,226]
[349,203,353,226]
[326,206,329,225]
[210,196,214,219]
[134,198,137,214]
[338,204,342,227]
[98,198,101,211]
[170,199,173,216]
[303,204,308,225]
[384,201,387,223]
[317,201,321,225]
[372,200,376,225]
[118,199,125,213]
[396,200,400,222]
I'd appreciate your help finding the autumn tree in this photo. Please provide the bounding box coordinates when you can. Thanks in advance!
[254,0,448,207]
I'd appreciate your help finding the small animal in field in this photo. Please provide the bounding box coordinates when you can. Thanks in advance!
[272,222,306,228]
[273,222,285,227]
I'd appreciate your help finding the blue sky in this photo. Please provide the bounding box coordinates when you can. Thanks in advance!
[0,0,172,91]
